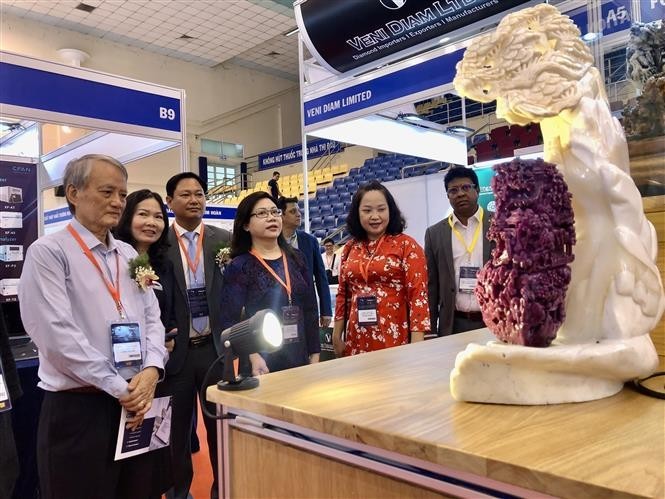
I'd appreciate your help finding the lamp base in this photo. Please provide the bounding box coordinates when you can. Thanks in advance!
[217,375,259,391]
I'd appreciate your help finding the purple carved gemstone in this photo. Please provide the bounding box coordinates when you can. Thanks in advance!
[475,158,575,347]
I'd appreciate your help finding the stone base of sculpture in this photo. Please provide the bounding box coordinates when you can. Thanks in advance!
[450,332,659,404]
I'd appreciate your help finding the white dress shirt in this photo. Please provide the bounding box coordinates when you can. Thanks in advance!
[450,208,484,312]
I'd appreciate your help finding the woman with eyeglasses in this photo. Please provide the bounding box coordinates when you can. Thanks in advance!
[332,181,430,357]
[219,192,320,374]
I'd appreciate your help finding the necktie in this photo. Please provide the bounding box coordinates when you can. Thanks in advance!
[183,231,207,334]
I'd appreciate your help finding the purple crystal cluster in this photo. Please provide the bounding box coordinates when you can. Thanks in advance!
[475,158,576,347]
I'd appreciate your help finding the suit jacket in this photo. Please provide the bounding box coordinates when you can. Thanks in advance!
[424,212,492,337]
[295,230,332,317]
[166,224,231,375]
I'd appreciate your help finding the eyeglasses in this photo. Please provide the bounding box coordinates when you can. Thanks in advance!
[250,208,282,219]
[447,184,476,196]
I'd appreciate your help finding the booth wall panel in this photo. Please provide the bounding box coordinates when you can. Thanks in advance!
[229,427,453,499]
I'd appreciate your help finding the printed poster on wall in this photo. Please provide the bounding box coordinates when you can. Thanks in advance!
[0,160,38,303]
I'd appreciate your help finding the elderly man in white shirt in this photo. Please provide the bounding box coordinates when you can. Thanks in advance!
[19,154,167,499]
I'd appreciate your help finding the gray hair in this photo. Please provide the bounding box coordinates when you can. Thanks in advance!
[63,154,127,214]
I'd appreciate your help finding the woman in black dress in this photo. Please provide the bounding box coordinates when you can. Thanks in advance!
[115,189,175,498]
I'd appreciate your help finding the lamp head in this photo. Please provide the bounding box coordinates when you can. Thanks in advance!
[220,309,282,354]
[217,309,283,391]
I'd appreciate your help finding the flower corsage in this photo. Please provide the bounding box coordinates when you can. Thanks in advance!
[214,243,231,272]
[128,253,162,291]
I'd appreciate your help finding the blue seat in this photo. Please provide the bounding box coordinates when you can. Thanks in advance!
[387,166,401,177]
[313,229,327,240]
[322,215,336,228]
[425,164,442,175]
[316,195,328,205]
[328,193,340,204]
[340,192,352,204]
[373,169,387,180]
[319,204,333,216]
[307,205,320,218]
[310,217,323,231]
[332,202,346,216]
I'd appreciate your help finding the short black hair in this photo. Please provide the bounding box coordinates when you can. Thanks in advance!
[323,238,335,246]
[444,166,479,192]
[276,196,298,212]
[231,191,292,258]
[114,189,170,269]
[273,171,280,177]
[166,172,207,198]
[346,181,405,241]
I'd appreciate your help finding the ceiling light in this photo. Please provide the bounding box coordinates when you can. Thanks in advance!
[61,126,72,134]
[582,32,600,42]
[398,112,426,123]
[446,125,475,136]
[439,37,451,44]
[75,3,96,13]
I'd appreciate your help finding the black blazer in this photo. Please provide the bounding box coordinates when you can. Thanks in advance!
[152,257,177,333]
[166,224,231,375]
[424,211,492,336]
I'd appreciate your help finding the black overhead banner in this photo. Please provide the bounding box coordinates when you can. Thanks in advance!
[295,0,534,74]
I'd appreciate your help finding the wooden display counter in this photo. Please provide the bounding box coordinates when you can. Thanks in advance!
[207,329,665,499]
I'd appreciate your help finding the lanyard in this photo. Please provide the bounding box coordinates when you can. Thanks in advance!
[67,224,124,319]
[250,249,292,305]
[174,224,205,276]
[449,206,484,261]
[360,235,385,284]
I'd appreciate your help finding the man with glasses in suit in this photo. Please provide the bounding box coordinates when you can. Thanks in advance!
[424,167,492,336]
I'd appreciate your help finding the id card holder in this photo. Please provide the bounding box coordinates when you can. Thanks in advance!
[0,357,11,412]
[281,305,300,344]
[110,321,143,369]
[356,295,378,326]
[459,266,480,294]
[187,287,209,318]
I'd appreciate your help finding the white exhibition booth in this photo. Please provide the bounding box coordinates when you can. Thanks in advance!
[293,0,544,243]
[0,50,187,232]
[0,51,237,238]
[292,0,655,245]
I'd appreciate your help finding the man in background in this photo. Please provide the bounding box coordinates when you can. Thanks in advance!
[278,196,332,327]
[322,238,340,285]
[19,154,167,498]
[165,172,231,499]
[268,171,282,199]
[424,167,492,336]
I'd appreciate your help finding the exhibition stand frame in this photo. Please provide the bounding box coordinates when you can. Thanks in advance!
[292,0,658,232]
[0,49,188,499]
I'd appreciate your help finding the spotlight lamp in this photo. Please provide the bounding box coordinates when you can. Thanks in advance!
[217,309,283,391]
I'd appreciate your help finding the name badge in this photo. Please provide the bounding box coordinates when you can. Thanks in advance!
[187,287,209,318]
[282,305,300,343]
[459,266,480,294]
[356,295,378,326]
[0,357,11,412]
[110,322,143,369]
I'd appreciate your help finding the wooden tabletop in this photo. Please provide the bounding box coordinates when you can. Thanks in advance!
[207,329,665,499]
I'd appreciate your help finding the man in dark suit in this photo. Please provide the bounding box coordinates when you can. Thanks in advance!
[165,172,231,499]
[277,196,332,328]
[424,167,492,336]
